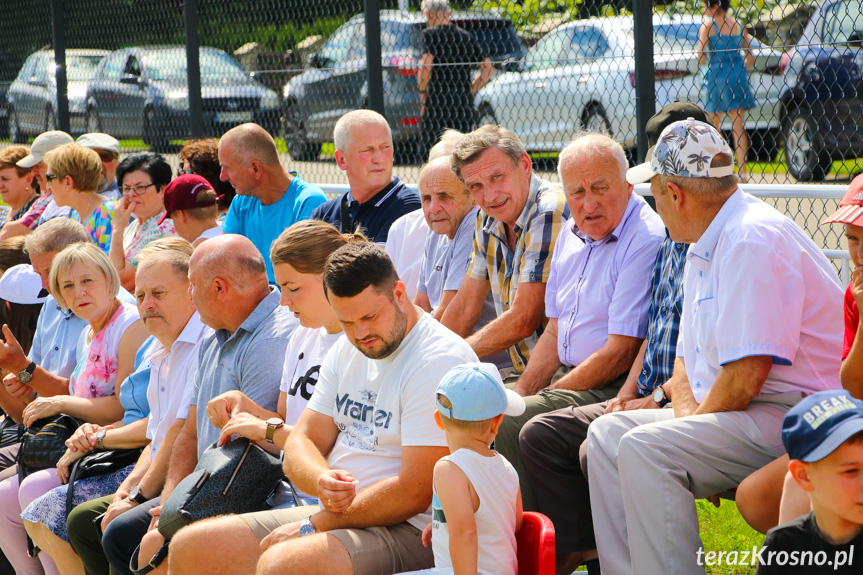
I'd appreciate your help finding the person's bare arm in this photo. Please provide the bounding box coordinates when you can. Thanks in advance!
[549,334,642,392]
[740,21,755,70]
[841,269,863,398]
[137,417,185,498]
[471,57,494,94]
[0,325,69,399]
[108,201,137,293]
[418,53,433,94]
[695,355,773,415]
[414,290,432,314]
[22,394,124,427]
[697,22,710,66]
[440,276,489,337]
[431,289,457,321]
[310,445,449,532]
[435,461,478,575]
[0,221,33,242]
[282,408,342,497]
[512,319,562,396]
[465,281,547,359]
[669,358,698,418]
[605,339,648,413]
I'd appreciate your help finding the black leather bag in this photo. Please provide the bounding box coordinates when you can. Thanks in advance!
[18,414,83,475]
[158,437,284,540]
[65,448,144,517]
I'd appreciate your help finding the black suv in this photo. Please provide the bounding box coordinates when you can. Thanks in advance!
[282,10,526,162]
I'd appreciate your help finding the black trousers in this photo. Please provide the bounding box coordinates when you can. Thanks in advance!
[519,401,609,554]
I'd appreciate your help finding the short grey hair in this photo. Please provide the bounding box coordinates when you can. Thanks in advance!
[24,218,93,256]
[558,133,628,183]
[422,0,451,14]
[333,110,392,153]
[49,242,120,310]
[427,129,463,163]
[136,237,194,281]
[451,125,526,182]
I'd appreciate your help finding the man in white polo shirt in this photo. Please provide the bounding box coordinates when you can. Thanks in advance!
[585,119,844,575]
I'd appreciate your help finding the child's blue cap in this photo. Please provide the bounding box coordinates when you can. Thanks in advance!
[782,390,863,462]
[435,363,526,421]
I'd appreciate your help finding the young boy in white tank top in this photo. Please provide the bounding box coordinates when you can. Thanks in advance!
[405,363,525,575]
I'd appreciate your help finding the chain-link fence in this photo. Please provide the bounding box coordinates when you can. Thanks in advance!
[0,0,861,194]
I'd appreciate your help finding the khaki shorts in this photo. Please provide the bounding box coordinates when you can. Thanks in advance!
[242,507,434,575]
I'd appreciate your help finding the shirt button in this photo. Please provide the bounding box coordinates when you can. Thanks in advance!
[696,382,701,388]
[54,347,59,351]
[642,369,647,375]
[160,387,165,392]
[699,271,703,277]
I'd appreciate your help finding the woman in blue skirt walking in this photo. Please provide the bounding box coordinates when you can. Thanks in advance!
[697,0,755,181]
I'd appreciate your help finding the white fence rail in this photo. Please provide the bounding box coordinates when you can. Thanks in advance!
[313,182,854,284]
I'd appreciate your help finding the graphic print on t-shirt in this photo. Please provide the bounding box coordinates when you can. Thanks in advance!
[334,389,394,451]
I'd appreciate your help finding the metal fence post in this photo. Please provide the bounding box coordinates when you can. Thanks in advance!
[185,0,204,138]
[364,0,385,115]
[51,0,69,134]
[632,0,655,162]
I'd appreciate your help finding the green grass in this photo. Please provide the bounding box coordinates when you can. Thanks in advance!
[572,500,763,573]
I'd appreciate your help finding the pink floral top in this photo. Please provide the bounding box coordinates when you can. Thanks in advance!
[123,212,176,267]
[69,303,140,399]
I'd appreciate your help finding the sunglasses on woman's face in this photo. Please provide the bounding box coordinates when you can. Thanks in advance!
[45,174,60,182]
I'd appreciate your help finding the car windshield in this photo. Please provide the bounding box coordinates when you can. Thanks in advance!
[823,0,863,46]
[65,55,104,81]
[144,51,249,81]
[653,22,701,54]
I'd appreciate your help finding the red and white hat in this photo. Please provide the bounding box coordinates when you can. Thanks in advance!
[821,173,863,227]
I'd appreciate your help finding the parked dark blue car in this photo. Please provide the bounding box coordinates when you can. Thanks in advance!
[85,46,280,151]
[779,0,863,181]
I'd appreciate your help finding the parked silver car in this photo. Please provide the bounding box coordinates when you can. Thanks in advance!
[7,49,108,142]
[475,15,783,157]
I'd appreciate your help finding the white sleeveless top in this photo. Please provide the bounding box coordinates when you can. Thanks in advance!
[431,449,519,575]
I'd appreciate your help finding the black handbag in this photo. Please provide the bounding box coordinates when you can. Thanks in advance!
[65,447,144,517]
[18,414,83,475]
[158,437,284,539]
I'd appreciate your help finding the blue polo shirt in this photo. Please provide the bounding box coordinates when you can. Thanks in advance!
[30,295,88,379]
[222,172,327,282]
[310,177,420,245]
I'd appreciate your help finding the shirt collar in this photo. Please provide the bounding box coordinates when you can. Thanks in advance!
[483,173,541,239]
[570,192,642,244]
[688,187,743,263]
[346,177,401,208]
[147,312,207,364]
[234,288,281,335]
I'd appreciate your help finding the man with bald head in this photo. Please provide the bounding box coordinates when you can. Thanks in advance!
[219,123,326,282]
[130,234,297,574]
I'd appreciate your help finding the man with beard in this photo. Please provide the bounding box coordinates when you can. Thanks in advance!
[169,244,478,575]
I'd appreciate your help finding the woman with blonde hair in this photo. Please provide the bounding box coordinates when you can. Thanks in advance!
[44,144,116,252]
[0,242,147,575]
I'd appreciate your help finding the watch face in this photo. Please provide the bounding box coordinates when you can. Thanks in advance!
[18,370,32,384]
[653,388,664,403]
[129,486,140,499]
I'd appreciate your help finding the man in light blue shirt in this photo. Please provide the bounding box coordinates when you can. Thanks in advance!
[219,123,326,283]
[495,134,665,509]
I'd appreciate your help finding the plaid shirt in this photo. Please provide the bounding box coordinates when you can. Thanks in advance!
[467,173,568,373]
[636,236,688,396]
[19,194,54,229]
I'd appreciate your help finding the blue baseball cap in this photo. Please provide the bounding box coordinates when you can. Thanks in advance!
[782,390,863,462]
[435,363,525,421]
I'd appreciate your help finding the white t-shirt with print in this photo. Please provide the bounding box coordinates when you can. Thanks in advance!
[279,326,344,425]
[307,313,478,530]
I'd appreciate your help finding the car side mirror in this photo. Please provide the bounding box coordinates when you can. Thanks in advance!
[307,53,320,69]
[120,74,140,86]
[29,76,46,87]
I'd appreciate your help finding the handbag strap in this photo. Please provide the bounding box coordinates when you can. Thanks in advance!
[129,540,170,575]
[66,457,85,521]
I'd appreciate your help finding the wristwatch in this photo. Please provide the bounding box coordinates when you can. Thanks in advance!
[128,485,148,504]
[265,418,284,444]
[298,516,316,537]
[95,429,107,450]
[652,384,670,408]
[17,361,36,384]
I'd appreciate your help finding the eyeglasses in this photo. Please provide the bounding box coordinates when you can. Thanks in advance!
[121,183,156,196]
[45,174,60,183]
[177,168,193,177]
[95,150,119,163]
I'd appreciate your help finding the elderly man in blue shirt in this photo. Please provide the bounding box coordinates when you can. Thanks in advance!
[494,133,666,511]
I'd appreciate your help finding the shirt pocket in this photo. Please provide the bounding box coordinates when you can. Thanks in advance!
[693,296,719,367]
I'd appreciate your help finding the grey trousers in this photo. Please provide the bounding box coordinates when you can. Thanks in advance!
[586,392,801,575]
[497,367,624,510]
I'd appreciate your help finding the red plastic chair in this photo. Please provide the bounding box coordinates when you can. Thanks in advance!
[516,511,555,575]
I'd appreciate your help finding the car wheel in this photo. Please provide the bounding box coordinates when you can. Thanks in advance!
[284,102,320,162]
[784,108,831,182]
[475,105,496,129]
[86,108,101,133]
[143,107,170,153]
[44,107,56,132]
[582,105,612,135]
[8,107,25,143]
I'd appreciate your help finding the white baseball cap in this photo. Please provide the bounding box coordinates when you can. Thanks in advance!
[16,131,74,168]
[0,264,47,305]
